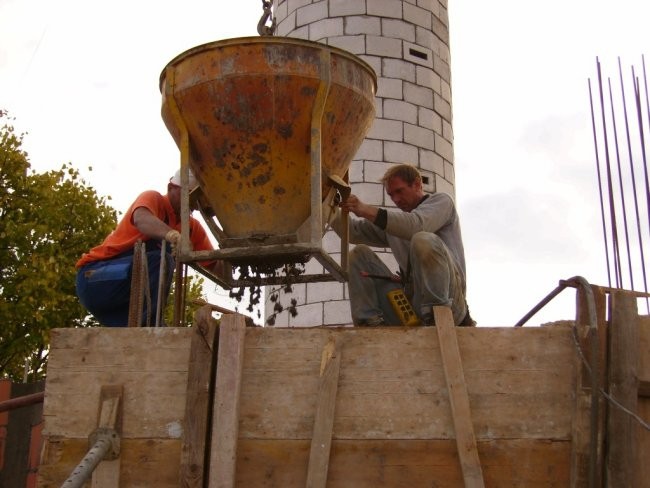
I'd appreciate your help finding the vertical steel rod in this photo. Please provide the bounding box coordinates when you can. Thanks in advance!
[589,78,613,288]
[607,77,635,289]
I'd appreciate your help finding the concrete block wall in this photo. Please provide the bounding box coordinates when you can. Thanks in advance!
[267,0,455,327]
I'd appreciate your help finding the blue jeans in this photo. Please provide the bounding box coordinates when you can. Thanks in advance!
[76,244,174,327]
[348,232,467,325]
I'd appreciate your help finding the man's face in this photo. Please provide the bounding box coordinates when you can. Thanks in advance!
[168,183,181,216]
[385,176,423,212]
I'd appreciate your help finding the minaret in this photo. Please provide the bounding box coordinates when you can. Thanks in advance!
[268,0,455,326]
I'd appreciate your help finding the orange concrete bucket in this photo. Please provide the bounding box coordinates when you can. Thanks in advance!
[160,37,376,241]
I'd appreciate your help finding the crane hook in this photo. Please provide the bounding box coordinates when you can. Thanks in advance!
[257,0,276,36]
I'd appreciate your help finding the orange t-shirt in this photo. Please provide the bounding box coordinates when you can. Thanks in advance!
[76,190,214,268]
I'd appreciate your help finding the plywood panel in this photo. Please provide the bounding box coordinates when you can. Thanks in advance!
[239,327,576,441]
[235,439,571,487]
[38,438,181,488]
[43,328,193,438]
[39,328,194,488]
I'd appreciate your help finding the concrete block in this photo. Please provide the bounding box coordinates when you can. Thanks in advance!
[296,1,328,25]
[307,281,346,302]
[324,300,353,325]
[355,138,383,161]
[404,123,435,150]
[416,65,441,92]
[418,105,442,132]
[376,76,403,99]
[330,0,366,17]
[366,35,403,58]
[288,302,322,327]
[404,82,434,109]
[364,160,390,182]
[384,99,418,124]
[309,18,344,40]
[384,141,419,164]
[434,132,453,161]
[419,148,444,175]
[404,2,432,29]
[328,35,365,54]
[345,15,381,35]
[368,118,403,142]
[382,58,416,82]
[367,0,403,19]
[381,18,416,42]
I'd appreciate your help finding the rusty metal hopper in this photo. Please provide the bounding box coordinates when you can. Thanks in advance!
[160,36,376,237]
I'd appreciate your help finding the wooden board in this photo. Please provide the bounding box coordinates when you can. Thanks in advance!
[239,327,577,441]
[38,438,181,487]
[38,324,597,487]
[235,439,571,487]
[38,327,194,487]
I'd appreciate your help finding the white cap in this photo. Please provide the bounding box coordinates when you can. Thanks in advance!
[170,168,199,190]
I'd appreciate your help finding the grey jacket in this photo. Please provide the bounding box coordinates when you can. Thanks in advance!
[332,193,466,282]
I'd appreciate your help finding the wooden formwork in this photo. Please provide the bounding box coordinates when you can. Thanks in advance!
[37,289,649,487]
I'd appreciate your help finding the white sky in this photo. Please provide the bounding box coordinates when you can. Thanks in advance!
[1,0,648,326]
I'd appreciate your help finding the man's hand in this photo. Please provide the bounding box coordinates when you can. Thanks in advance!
[164,229,181,248]
[340,194,379,222]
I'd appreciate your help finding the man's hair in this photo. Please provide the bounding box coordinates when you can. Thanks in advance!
[380,164,422,186]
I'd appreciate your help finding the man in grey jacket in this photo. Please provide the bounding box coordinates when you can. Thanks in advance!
[333,163,474,327]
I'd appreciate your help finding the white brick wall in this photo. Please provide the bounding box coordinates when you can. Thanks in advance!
[346,16,381,35]
[269,0,455,327]
[382,19,416,42]
[296,1,329,25]
[367,0,403,19]
[330,0,366,16]
[328,35,365,54]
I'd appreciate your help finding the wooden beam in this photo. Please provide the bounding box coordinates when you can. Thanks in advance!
[433,306,485,488]
[180,305,220,488]
[92,384,123,488]
[639,316,650,398]
[208,313,247,488]
[573,284,607,487]
[306,337,342,488]
[606,290,639,488]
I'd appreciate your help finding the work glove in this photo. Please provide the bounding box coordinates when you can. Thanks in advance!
[164,229,181,250]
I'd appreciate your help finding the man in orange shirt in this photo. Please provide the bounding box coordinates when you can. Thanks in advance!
[76,170,222,326]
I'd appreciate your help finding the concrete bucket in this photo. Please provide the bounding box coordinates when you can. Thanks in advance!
[160,37,376,283]
[161,37,375,238]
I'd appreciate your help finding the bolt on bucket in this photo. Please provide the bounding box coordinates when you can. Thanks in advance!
[160,37,377,244]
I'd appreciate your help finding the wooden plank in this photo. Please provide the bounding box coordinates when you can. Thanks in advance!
[306,337,342,488]
[235,439,572,487]
[180,306,219,488]
[607,290,639,488]
[92,385,123,488]
[572,284,607,487]
[43,328,192,438]
[638,396,650,488]
[208,314,247,488]
[37,438,181,488]
[639,316,650,397]
[239,327,577,441]
[433,305,485,488]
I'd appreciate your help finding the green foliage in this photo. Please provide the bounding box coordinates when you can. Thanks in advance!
[163,269,210,326]
[0,110,117,381]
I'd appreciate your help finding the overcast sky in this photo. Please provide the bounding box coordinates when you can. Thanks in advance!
[1,0,648,326]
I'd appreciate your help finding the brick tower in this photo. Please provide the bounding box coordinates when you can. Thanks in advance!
[267,0,455,326]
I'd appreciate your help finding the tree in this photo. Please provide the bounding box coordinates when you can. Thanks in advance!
[0,110,117,381]
[0,111,214,382]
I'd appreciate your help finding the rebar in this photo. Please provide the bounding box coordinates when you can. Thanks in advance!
[590,56,650,312]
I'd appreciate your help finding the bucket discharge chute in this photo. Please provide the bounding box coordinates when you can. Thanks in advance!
[160,37,377,285]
